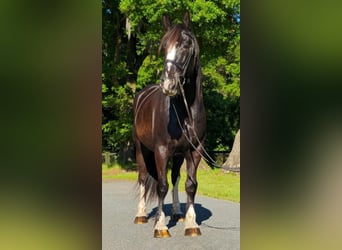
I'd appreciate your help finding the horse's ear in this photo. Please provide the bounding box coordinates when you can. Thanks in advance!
[162,15,172,31]
[183,11,191,29]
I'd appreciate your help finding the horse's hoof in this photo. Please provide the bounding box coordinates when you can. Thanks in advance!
[134,216,148,224]
[154,229,171,238]
[171,214,184,222]
[184,227,201,236]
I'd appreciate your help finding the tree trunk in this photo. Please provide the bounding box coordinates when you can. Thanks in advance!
[223,129,240,171]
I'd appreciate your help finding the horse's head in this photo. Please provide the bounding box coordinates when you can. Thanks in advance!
[159,12,198,97]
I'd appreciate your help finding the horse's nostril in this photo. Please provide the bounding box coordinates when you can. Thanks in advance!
[168,82,175,90]
[163,79,175,90]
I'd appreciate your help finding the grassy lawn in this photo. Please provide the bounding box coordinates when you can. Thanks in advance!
[102,163,240,203]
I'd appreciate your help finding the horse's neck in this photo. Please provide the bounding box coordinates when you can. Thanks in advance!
[183,80,195,105]
[184,69,202,106]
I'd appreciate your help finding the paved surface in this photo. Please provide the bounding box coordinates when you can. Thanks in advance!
[102,181,240,250]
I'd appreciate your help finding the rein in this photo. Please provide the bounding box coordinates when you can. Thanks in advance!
[173,83,223,168]
[178,78,193,125]
[164,40,221,168]
[135,82,221,168]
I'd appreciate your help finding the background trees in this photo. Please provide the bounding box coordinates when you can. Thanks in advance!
[102,0,240,164]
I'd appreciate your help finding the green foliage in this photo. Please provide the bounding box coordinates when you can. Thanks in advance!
[102,84,134,151]
[136,55,163,90]
[102,0,240,159]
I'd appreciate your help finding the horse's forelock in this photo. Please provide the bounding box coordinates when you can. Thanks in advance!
[158,25,183,55]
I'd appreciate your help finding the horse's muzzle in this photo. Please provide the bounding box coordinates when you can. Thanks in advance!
[160,79,178,97]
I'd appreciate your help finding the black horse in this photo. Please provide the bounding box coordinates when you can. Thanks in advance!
[133,11,206,238]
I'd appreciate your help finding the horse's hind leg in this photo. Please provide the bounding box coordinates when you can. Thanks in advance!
[184,149,202,236]
[134,141,148,224]
[171,155,184,222]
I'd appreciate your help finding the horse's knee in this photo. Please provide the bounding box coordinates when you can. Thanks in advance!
[157,180,169,197]
[185,178,197,194]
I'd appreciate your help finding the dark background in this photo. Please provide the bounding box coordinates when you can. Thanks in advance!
[0,1,101,249]
[1,0,341,249]
[241,1,342,249]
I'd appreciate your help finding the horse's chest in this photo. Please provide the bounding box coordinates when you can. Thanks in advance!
[167,111,183,139]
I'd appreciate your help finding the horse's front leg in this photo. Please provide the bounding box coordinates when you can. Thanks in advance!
[171,155,184,222]
[154,146,170,238]
[184,149,202,236]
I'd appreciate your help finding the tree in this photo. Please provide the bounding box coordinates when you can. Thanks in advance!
[102,0,240,162]
[223,129,240,171]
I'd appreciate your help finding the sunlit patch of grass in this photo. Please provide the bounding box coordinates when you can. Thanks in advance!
[170,167,240,203]
[198,169,240,202]
[102,163,240,202]
[102,163,137,181]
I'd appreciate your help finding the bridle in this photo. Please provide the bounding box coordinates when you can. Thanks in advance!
[162,45,194,84]
[160,33,195,124]
[160,31,195,87]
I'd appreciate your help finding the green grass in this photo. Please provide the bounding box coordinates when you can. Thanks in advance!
[196,168,240,202]
[102,163,137,181]
[102,163,240,203]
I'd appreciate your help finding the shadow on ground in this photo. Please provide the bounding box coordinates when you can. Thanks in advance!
[147,203,212,228]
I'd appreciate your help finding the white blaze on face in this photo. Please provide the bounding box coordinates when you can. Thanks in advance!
[166,44,177,72]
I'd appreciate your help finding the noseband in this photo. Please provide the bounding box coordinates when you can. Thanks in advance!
[162,59,186,87]
[165,43,194,75]
[162,47,194,88]
[164,59,184,71]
